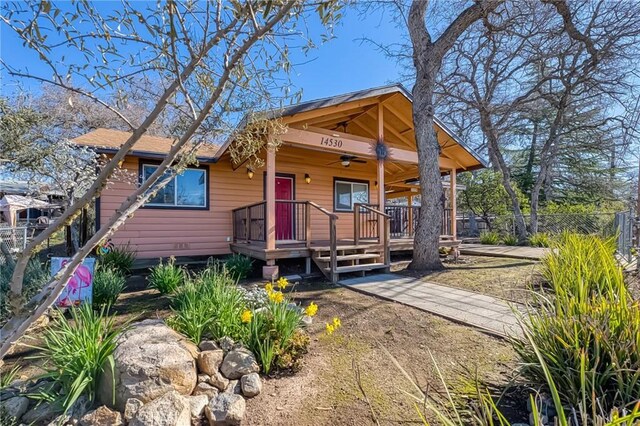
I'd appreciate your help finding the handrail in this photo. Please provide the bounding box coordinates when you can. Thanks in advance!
[307,201,338,280]
[358,203,390,218]
[231,200,266,213]
[354,203,391,268]
[308,201,338,219]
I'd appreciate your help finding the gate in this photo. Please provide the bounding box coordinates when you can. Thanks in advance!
[614,210,634,262]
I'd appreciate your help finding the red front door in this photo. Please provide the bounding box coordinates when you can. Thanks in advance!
[275,176,294,240]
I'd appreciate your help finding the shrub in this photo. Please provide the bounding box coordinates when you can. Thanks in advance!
[513,233,640,416]
[92,267,126,308]
[0,258,48,327]
[479,231,500,245]
[99,244,136,275]
[147,257,186,295]
[501,234,518,246]
[224,254,253,280]
[528,232,551,247]
[32,304,126,413]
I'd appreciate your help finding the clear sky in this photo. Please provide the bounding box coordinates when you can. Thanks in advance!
[0,3,409,103]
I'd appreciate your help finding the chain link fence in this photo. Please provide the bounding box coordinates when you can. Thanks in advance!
[0,226,32,263]
[459,212,617,238]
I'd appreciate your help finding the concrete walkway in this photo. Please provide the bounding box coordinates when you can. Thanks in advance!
[460,243,549,260]
[339,273,523,338]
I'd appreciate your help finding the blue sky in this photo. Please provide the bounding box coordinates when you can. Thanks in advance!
[0,3,408,103]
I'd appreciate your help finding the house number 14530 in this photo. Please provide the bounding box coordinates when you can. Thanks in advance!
[320,137,343,148]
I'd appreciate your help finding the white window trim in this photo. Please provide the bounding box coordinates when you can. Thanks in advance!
[142,163,207,208]
[334,179,369,212]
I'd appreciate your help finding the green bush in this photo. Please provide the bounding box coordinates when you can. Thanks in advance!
[528,232,551,247]
[99,244,136,275]
[0,258,49,327]
[223,254,253,280]
[479,231,500,245]
[32,304,126,413]
[147,257,186,295]
[92,267,126,308]
[169,265,245,342]
[501,234,518,246]
[512,233,640,415]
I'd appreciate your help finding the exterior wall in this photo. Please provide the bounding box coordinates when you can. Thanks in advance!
[100,146,379,259]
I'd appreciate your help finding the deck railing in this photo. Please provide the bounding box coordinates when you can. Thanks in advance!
[354,203,391,266]
[232,201,267,243]
[384,205,453,238]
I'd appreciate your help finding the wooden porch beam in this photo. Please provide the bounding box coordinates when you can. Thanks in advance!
[450,168,457,239]
[281,98,382,125]
[265,145,276,253]
[377,103,386,250]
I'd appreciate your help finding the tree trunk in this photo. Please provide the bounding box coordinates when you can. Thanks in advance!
[410,69,444,271]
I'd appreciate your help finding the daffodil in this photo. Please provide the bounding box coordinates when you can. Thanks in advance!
[241,309,253,323]
[326,323,335,335]
[276,276,289,290]
[265,282,274,293]
[268,290,284,304]
[304,302,318,317]
[332,317,341,328]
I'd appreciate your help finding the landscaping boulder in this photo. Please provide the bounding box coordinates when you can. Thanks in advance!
[218,337,236,353]
[204,393,245,425]
[199,340,219,351]
[198,374,211,383]
[98,319,198,411]
[79,406,124,426]
[208,370,230,391]
[0,396,29,421]
[129,390,191,426]
[223,380,242,395]
[124,398,144,422]
[220,349,259,379]
[240,373,262,398]
[21,401,61,425]
[197,350,224,376]
[188,394,209,418]
[193,382,219,399]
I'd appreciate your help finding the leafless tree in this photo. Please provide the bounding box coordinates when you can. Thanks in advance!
[0,0,343,359]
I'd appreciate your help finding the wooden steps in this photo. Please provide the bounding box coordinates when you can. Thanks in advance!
[324,263,388,274]
[314,253,381,262]
[311,244,389,282]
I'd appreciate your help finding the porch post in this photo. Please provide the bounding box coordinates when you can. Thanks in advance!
[407,195,413,237]
[450,168,457,239]
[377,103,386,245]
[263,143,279,280]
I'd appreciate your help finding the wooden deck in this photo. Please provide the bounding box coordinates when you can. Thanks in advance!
[229,236,459,261]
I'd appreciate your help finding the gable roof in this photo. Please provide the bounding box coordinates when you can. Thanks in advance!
[217,83,487,171]
[72,128,220,163]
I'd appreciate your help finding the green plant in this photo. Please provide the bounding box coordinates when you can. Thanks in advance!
[223,254,253,280]
[501,234,518,246]
[169,265,245,342]
[513,233,640,417]
[99,244,136,275]
[31,304,127,413]
[147,257,186,295]
[528,232,551,247]
[92,267,126,308]
[479,231,500,245]
[0,365,21,389]
[275,328,310,371]
[0,258,49,327]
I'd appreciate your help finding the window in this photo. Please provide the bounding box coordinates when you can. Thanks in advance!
[334,179,369,212]
[141,163,208,209]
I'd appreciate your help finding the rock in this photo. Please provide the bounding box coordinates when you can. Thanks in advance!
[188,394,209,418]
[220,349,259,379]
[240,373,262,398]
[98,319,198,411]
[204,393,246,426]
[197,350,224,376]
[301,315,313,326]
[54,395,91,425]
[193,382,219,399]
[0,396,29,421]
[124,398,144,422]
[218,337,235,353]
[223,380,242,395]
[129,390,191,426]
[208,371,229,391]
[21,401,62,425]
[199,340,219,351]
[79,406,124,426]
[198,374,211,383]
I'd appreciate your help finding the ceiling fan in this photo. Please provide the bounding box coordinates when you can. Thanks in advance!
[328,154,367,167]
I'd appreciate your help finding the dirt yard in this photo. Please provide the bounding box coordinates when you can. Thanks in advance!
[3,257,534,425]
[394,255,541,304]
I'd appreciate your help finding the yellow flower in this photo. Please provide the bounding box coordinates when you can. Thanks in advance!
[241,309,253,323]
[276,276,289,290]
[332,317,341,328]
[268,290,284,304]
[325,323,335,335]
[265,283,274,293]
[304,302,318,317]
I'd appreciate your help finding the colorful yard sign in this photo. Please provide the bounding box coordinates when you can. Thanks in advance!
[52,257,95,307]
